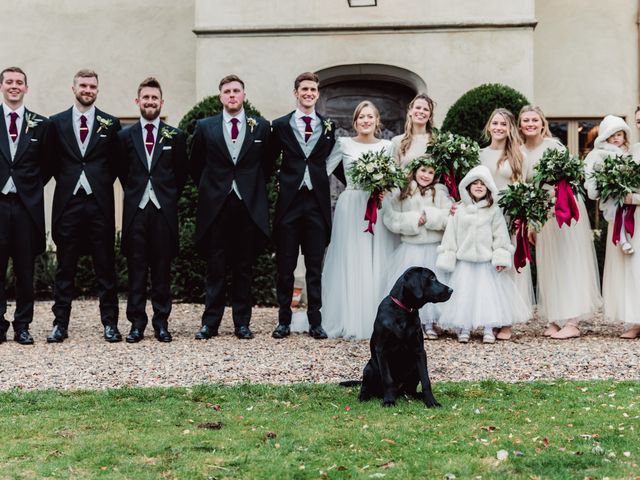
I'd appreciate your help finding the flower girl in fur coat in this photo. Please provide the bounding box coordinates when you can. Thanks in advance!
[436,165,531,343]
[383,156,453,339]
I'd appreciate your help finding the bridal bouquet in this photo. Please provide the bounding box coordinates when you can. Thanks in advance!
[590,153,640,245]
[347,148,406,234]
[498,182,551,272]
[532,148,585,227]
[425,128,480,200]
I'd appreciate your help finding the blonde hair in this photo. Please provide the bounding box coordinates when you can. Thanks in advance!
[399,93,435,157]
[517,105,552,142]
[482,108,525,182]
[352,100,381,137]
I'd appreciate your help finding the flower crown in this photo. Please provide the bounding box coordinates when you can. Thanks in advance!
[404,155,439,175]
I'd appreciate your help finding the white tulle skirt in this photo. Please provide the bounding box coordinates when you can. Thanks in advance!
[602,210,640,327]
[318,189,398,340]
[438,261,532,331]
[385,242,449,327]
[535,198,602,326]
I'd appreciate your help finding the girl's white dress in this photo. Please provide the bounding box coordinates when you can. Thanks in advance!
[480,146,535,311]
[383,183,453,327]
[318,137,397,340]
[436,165,531,331]
[524,138,602,326]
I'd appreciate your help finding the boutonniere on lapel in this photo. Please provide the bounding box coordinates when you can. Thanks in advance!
[159,126,177,144]
[24,112,43,134]
[96,115,113,133]
[247,117,258,133]
[323,118,333,135]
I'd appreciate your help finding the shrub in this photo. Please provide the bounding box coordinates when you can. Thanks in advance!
[441,83,530,145]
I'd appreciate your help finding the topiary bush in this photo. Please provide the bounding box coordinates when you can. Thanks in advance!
[174,96,277,306]
[441,83,530,145]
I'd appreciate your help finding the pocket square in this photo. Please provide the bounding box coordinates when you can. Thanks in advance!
[254,139,263,143]
[100,134,107,138]
[30,138,38,142]
[162,146,172,150]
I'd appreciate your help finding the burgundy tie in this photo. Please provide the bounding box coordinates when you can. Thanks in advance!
[79,115,88,143]
[302,116,313,142]
[145,124,155,155]
[230,117,239,141]
[9,112,18,143]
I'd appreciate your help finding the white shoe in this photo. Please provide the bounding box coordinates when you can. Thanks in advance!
[423,325,438,340]
[483,333,496,344]
[458,331,470,343]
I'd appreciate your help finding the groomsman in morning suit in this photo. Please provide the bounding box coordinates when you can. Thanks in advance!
[190,74,271,340]
[117,77,187,343]
[47,69,122,343]
[270,72,338,340]
[0,67,51,345]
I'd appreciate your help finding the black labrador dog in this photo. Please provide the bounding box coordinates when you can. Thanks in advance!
[356,267,452,408]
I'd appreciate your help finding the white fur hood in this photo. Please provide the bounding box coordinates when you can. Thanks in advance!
[459,165,500,206]
[593,115,630,151]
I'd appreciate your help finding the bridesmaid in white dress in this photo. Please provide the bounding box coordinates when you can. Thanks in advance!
[519,105,602,339]
[391,93,435,168]
[321,100,396,340]
[480,108,535,340]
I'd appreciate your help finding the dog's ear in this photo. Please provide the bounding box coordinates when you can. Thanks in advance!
[401,267,424,303]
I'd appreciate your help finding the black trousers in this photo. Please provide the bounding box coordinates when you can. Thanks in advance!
[52,192,118,327]
[275,187,328,327]
[126,203,172,331]
[0,193,38,332]
[201,193,263,329]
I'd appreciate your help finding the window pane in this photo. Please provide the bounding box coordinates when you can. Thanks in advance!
[549,121,568,146]
[578,120,600,158]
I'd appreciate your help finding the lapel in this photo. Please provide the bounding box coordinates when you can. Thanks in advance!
[282,112,306,159]
[0,105,11,165]
[236,116,255,165]
[149,121,165,171]
[12,108,36,164]
[130,122,149,171]
[211,115,234,165]
[84,107,106,157]
[60,108,84,159]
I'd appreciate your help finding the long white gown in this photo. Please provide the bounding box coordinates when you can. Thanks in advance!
[319,137,397,340]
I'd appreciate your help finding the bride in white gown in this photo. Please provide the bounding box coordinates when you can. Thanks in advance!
[319,100,396,340]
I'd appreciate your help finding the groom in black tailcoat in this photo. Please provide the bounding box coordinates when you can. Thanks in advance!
[270,72,341,339]
[190,74,271,340]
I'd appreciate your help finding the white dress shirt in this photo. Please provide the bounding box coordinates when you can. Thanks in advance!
[72,105,95,195]
[1,103,25,194]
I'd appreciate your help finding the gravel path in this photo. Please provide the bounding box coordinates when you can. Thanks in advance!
[0,300,638,391]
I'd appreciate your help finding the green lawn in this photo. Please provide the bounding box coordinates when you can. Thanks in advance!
[0,381,638,479]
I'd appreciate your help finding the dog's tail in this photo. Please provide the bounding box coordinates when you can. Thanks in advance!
[338,380,362,387]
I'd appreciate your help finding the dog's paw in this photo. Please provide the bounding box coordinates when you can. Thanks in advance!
[424,398,442,408]
[382,398,396,407]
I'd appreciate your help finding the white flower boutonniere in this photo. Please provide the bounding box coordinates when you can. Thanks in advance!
[159,126,177,144]
[96,115,113,133]
[323,118,333,135]
[247,117,258,133]
[25,112,43,134]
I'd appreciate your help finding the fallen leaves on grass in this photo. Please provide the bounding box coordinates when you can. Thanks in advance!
[197,422,223,430]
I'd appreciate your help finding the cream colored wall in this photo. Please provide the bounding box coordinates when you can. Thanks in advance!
[2,0,196,235]
[534,0,639,132]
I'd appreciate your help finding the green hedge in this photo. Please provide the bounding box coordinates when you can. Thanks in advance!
[441,83,530,145]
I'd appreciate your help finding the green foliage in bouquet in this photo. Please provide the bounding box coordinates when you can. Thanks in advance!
[498,182,552,233]
[590,154,640,205]
[425,128,480,179]
[532,147,586,198]
[346,149,407,193]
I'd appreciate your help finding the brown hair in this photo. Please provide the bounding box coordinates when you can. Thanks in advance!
[352,100,381,136]
[218,74,245,91]
[399,93,435,157]
[0,66,27,85]
[517,105,552,142]
[466,181,494,206]
[73,69,98,84]
[482,108,525,182]
[399,168,437,202]
[137,77,163,97]
[294,72,319,90]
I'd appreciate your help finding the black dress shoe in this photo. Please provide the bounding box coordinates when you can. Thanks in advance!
[195,325,218,340]
[126,327,144,343]
[14,330,35,345]
[104,325,123,343]
[154,327,173,343]
[47,325,68,343]
[234,325,254,339]
[308,325,328,339]
[271,323,290,339]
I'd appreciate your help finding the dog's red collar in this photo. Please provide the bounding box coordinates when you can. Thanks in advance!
[390,296,416,313]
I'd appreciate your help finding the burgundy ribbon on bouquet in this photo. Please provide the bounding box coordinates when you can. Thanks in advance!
[554,179,580,227]
[513,218,532,273]
[364,191,381,235]
[442,169,459,200]
[612,204,636,245]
